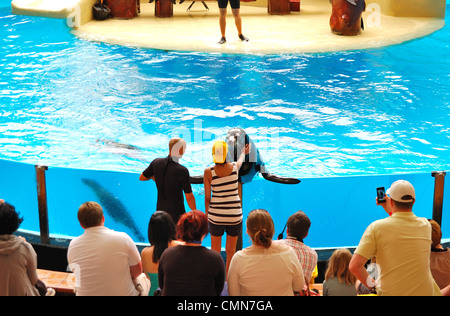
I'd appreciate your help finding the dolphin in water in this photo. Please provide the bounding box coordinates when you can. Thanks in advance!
[81,178,145,242]
[190,128,300,185]
[95,139,149,163]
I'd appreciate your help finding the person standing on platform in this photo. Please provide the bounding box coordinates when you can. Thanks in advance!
[217,0,249,44]
[140,138,196,224]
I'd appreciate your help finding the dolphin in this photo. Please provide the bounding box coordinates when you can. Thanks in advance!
[95,139,149,162]
[81,178,145,242]
[190,128,300,185]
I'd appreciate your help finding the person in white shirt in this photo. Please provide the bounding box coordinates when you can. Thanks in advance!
[68,201,149,296]
[227,209,304,296]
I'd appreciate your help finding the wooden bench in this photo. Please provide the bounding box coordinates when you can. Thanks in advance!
[37,269,75,294]
[310,283,323,296]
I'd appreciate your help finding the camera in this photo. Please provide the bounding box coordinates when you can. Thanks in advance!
[376,187,386,203]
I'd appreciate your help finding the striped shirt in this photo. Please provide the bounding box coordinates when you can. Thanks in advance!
[208,163,242,225]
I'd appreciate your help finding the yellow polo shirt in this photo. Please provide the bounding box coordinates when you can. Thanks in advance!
[355,212,441,296]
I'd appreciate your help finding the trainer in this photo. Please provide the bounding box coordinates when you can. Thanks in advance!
[218,0,249,44]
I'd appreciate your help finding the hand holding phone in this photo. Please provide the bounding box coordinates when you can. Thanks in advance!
[376,187,386,203]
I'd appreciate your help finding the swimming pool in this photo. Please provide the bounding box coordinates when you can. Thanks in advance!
[0,0,449,248]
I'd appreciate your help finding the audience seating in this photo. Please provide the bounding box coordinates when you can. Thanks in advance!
[37,269,75,295]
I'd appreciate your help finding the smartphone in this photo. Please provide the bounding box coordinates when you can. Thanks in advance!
[377,187,386,203]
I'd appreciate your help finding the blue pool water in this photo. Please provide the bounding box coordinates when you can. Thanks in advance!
[0,1,449,248]
[0,3,449,179]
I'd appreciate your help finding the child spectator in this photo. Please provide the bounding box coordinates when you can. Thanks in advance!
[429,219,450,290]
[323,248,357,296]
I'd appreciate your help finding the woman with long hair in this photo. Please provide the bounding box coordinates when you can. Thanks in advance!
[141,211,182,296]
[323,248,357,296]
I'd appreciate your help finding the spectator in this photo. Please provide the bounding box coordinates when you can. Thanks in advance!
[429,219,450,290]
[227,209,304,296]
[141,211,183,296]
[68,201,149,296]
[323,248,357,296]
[140,137,196,224]
[349,180,441,296]
[0,201,48,296]
[204,140,250,273]
[355,257,379,295]
[442,284,450,296]
[158,210,225,296]
[278,210,318,282]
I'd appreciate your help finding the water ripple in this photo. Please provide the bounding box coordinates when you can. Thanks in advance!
[0,5,449,177]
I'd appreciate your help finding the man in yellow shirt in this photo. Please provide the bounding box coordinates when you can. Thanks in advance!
[349,180,441,296]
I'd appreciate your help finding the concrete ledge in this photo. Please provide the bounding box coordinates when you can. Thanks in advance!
[368,0,446,18]
[11,0,76,19]
[11,0,97,26]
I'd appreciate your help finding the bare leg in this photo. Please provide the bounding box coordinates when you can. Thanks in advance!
[232,8,248,41]
[225,234,238,274]
[219,8,227,43]
[232,8,242,36]
[211,235,222,254]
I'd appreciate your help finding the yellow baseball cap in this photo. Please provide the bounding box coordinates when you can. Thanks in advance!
[212,140,228,164]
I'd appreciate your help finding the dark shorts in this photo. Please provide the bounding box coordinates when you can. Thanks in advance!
[218,0,240,9]
[209,221,242,237]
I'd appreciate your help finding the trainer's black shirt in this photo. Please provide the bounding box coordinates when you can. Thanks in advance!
[142,156,192,223]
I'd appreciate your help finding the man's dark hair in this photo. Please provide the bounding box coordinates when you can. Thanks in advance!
[286,210,311,241]
[393,199,415,210]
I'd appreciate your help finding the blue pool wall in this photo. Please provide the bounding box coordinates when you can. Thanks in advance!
[1,159,447,250]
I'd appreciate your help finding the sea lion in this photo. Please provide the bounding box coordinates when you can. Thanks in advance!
[190,128,300,185]
[330,0,366,36]
[226,128,300,184]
